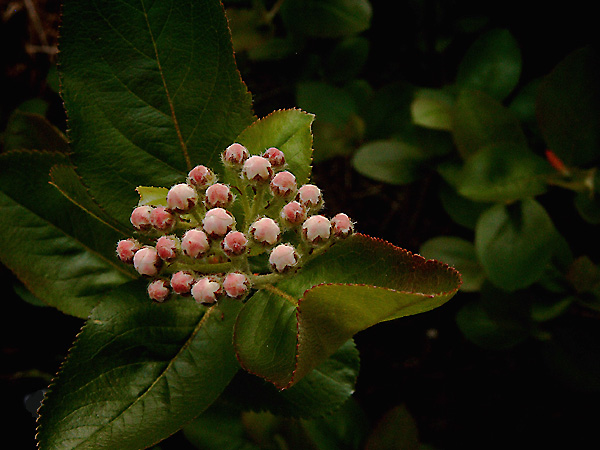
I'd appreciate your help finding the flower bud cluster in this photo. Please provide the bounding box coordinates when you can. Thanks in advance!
[116,142,354,304]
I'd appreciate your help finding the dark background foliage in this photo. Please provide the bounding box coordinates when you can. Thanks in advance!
[1,0,598,448]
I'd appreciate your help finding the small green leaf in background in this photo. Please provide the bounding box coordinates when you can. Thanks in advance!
[324,36,370,83]
[2,110,69,152]
[475,199,559,292]
[364,404,419,450]
[536,46,600,167]
[297,81,357,128]
[363,81,415,139]
[411,88,454,131]
[438,180,491,230]
[456,29,522,101]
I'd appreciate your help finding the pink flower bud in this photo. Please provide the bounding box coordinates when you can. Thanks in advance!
[133,247,162,276]
[223,272,250,298]
[249,217,280,245]
[202,207,235,237]
[331,213,354,238]
[156,235,179,261]
[280,200,307,225]
[302,215,331,244]
[222,231,248,256]
[270,171,297,197]
[191,277,221,305]
[242,155,273,182]
[188,165,216,188]
[269,244,298,273]
[263,147,285,167]
[147,279,170,302]
[222,143,249,166]
[116,238,141,263]
[205,183,233,208]
[130,206,153,230]
[150,206,175,231]
[181,228,210,258]
[170,271,195,295]
[167,183,198,212]
[297,184,322,210]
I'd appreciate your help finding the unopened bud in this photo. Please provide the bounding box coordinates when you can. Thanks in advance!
[263,147,285,167]
[181,228,210,258]
[150,206,175,231]
[249,217,280,245]
[242,155,272,182]
[269,244,298,273]
[147,279,170,302]
[302,215,331,244]
[270,171,296,197]
[331,213,354,238]
[222,143,249,166]
[130,206,153,230]
[156,235,179,261]
[203,207,235,237]
[280,200,307,225]
[223,272,250,298]
[170,271,195,295]
[116,238,141,263]
[296,184,322,210]
[191,277,221,305]
[205,183,234,208]
[133,247,162,276]
[187,165,216,188]
[222,231,248,256]
[167,183,198,212]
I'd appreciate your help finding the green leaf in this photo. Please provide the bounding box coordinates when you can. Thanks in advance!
[457,143,551,202]
[438,181,490,230]
[420,236,485,292]
[59,0,255,225]
[536,46,600,166]
[37,281,243,450]
[2,110,69,153]
[475,199,559,291]
[235,234,461,389]
[324,36,370,83]
[451,89,527,159]
[411,88,454,131]
[297,82,357,128]
[364,404,419,450]
[351,139,430,185]
[363,81,416,140]
[456,29,522,101]
[281,0,372,39]
[0,151,134,318]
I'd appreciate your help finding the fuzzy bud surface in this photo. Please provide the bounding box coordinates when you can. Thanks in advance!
[147,279,170,302]
[223,143,249,166]
[205,183,233,208]
[297,184,322,210]
[116,238,140,263]
[223,272,250,298]
[167,183,198,212]
[269,244,298,272]
[156,235,179,261]
[133,247,161,276]
[249,217,280,245]
[150,206,175,231]
[170,271,195,295]
[181,228,210,258]
[263,147,285,167]
[187,165,215,188]
[331,213,354,238]
[302,215,331,244]
[203,207,235,237]
[222,231,248,256]
[242,155,272,182]
[280,200,307,225]
[130,206,153,230]
[270,171,297,197]
[192,277,221,304]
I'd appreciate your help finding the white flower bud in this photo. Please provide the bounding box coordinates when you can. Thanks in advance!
[242,155,273,182]
[223,272,250,298]
[202,207,235,237]
[167,183,198,212]
[270,171,297,197]
[192,277,221,305]
[249,217,280,245]
[222,231,248,256]
[170,271,195,295]
[116,238,140,263]
[130,206,153,230]
[222,143,249,166]
[147,279,170,302]
[205,183,233,208]
[302,215,331,244]
[269,244,298,273]
[187,165,216,188]
[331,213,354,238]
[133,247,162,276]
[181,228,210,258]
[280,200,307,226]
[296,184,322,210]
[150,206,175,231]
[262,147,285,167]
[156,235,179,261]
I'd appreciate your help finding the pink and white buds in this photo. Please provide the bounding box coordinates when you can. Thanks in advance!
[167,183,198,212]
[191,277,221,305]
[297,184,323,210]
[280,200,307,225]
[223,272,250,298]
[130,206,153,230]
[170,271,195,295]
[149,206,175,231]
[302,215,331,244]
[156,235,179,261]
[147,279,170,302]
[263,147,285,167]
[242,155,273,182]
[116,238,141,263]
[270,171,297,197]
[269,244,299,273]
[222,231,248,256]
[202,207,235,237]
[331,213,354,238]
[222,143,249,166]
[133,247,162,276]
[187,165,216,188]
[205,183,233,209]
[249,217,280,245]
[181,228,210,258]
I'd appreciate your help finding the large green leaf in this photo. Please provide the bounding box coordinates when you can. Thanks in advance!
[59,0,255,225]
[234,234,461,389]
[0,151,134,318]
[37,281,243,450]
